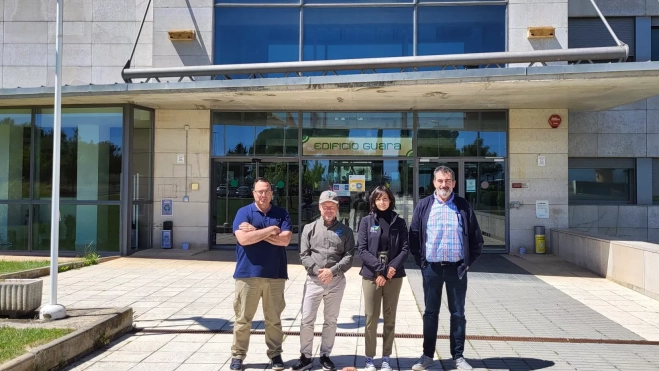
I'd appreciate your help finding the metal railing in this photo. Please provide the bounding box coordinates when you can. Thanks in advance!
[122,45,629,83]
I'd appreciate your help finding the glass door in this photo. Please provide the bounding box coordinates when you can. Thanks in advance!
[300,159,414,235]
[464,160,506,251]
[416,159,506,251]
[211,160,300,247]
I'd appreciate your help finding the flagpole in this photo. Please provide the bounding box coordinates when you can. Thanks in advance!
[40,0,66,320]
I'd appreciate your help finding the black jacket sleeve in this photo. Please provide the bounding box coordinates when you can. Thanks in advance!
[409,202,422,267]
[357,217,387,275]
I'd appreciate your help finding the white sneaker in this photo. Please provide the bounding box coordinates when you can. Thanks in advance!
[380,356,392,371]
[455,357,473,370]
[364,357,376,371]
[412,354,433,371]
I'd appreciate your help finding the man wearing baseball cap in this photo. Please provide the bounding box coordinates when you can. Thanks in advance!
[289,190,355,371]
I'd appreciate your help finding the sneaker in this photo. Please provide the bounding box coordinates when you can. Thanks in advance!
[380,356,393,371]
[271,355,285,371]
[289,355,312,371]
[230,358,243,371]
[319,355,336,371]
[412,354,433,371]
[455,357,473,370]
[364,356,376,371]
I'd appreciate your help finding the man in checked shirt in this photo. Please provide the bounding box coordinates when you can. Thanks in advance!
[409,166,484,371]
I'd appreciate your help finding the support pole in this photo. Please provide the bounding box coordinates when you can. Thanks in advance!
[40,0,66,321]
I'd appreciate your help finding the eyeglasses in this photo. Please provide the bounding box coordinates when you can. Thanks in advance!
[253,190,272,195]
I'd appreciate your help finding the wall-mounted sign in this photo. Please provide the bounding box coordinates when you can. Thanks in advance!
[332,183,350,196]
[177,154,185,164]
[548,114,561,128]
[466,179,476,192]
[349,175,366,192]
[161,199,173,216]
[537,155,546,167]
[536,200,549,219]
[302,136,413,157]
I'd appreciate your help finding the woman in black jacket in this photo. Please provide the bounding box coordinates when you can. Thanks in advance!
[357,186,409,371]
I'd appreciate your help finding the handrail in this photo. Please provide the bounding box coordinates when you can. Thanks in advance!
[122,45,629,82]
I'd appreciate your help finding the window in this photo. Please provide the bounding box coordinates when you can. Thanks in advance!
[303,8,414,63]
[568,158,636,204]
[417,6,506,57]
[568,18,635,62]
[652,27,659,61]
[212,112,299,157]
[0,109,31,200]
[653,159,659,204]
[214,7,299,69]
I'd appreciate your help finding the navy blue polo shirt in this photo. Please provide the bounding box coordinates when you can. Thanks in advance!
[233,203,291,279]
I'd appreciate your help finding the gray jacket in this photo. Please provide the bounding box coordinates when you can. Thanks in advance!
[300,218,355,277]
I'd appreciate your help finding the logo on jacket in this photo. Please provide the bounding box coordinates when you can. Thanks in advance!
[369,226,379,233]
[335,229,343,237]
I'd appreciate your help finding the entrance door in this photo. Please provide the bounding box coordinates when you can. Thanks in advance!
[417,159,506,251]
[300,159,414,235]
[211,160,299,247]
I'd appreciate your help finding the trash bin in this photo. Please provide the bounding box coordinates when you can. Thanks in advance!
[162,221,173,249]
[534,226,546,254]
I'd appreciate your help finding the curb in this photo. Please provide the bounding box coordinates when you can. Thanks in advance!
[0,307,134,371]
[0,257,120,280]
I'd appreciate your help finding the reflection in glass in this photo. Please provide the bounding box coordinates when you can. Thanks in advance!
[0,110,32,200]
[465,161,506,248]
[652,28,659,61]
[303,7,413,73]
[301,160,414,235]
[132,203,152,250]
[33,204,120,252]
[418,6,505,59]
[0,204,30,251]
[214,7,299,77]
[34,108,124,201]
[569,168,634,203]
[214,112,298,157]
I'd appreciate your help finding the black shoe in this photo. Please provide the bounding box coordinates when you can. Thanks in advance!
[230,358,243,370]
[271,355,285,370]
[319,355,336,371]
[289,354,313,371]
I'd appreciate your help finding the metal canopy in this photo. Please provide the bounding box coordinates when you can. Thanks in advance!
[3,62,659,112]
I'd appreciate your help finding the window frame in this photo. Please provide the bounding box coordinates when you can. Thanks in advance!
[568,158,637,205]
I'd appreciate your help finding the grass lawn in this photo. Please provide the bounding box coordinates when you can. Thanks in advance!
[0,260,51,275]
[0,327,74,363]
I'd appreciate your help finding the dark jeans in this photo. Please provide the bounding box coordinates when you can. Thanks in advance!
[421,263,468,360]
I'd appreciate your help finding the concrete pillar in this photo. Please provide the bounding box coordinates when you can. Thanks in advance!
[508,0,568,66]
[509,109,569,253]
[152,110,210,249]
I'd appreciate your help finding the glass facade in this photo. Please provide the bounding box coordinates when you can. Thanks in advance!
[0,106,154,254]
[213,1,507,70]
[210,110,507,249]
[569,167,635,203]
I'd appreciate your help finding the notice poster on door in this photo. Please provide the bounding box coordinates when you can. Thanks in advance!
[349,175,366,192]
[333,184,350,196]
[466,179,476,192]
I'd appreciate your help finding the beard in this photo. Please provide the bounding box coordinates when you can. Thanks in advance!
[437,188,452,198]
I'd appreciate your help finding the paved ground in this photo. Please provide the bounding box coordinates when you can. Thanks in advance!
[18,250,659,371]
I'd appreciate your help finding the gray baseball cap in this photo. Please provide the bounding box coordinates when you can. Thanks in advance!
[319,190,339,204]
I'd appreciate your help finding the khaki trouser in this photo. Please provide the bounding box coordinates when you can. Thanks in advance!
[232,278,286,360]
[300,275,346,358]
[362,277,403,357]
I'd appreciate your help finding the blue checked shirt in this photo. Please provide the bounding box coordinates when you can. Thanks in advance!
[425,193,464,263]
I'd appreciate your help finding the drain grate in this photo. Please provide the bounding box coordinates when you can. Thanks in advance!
[132,327,659,346]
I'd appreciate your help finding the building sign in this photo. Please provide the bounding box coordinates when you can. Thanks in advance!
[302,135,413,156]
[349,175,366,192]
